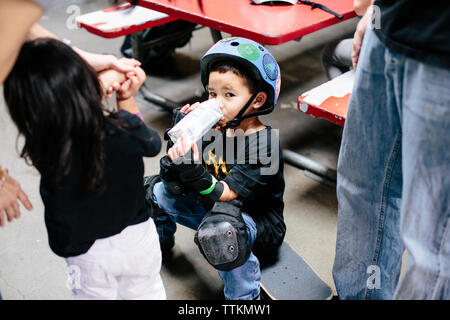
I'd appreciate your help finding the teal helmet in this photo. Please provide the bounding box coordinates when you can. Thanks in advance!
[200,37,281,127]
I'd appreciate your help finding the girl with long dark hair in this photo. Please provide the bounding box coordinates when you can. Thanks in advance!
[3,38,165,299]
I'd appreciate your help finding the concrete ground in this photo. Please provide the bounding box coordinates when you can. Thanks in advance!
[0,0,358,299]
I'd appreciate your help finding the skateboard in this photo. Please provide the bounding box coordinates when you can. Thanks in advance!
[260,242,332,300]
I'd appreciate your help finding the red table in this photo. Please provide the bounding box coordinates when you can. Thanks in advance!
[133,0,356,45]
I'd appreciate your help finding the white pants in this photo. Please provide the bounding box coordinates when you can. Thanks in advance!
[65,219,166,300]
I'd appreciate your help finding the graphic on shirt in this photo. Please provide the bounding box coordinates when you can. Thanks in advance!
[204,150,232,179]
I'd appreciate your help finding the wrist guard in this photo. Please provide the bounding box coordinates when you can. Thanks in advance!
[159,156,185,195]
[179,164,224,208]
[178,164,218,193]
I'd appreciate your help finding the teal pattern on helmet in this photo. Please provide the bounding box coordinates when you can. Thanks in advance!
[200,37,281,114]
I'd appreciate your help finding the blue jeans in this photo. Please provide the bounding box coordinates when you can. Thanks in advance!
[152,181,261,300]
[333,27,450,299]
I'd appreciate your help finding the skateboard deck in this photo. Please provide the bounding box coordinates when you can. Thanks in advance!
[260,242,332,300]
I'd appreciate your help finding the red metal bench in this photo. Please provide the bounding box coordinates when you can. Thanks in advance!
[298,70,354,127]
[281,70,354,185]
[76,3,178,38]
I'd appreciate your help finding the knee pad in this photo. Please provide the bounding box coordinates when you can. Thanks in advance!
[194,200,250,271]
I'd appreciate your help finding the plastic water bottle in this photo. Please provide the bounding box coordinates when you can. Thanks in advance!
[168,99,223,143]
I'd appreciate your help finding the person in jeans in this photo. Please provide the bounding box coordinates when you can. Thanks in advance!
[333,1,450,299]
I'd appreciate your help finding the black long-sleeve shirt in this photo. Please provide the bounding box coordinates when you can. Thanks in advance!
[41,110,161,257]
[374,0,450,69]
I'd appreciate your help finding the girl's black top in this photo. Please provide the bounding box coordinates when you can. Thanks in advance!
[40,110,161,257]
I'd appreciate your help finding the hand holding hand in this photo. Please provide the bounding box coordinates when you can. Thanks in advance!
[116,64,146,101]
[98,69,126,98]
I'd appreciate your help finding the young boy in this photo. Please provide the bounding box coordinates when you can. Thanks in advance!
[145,37,286,300]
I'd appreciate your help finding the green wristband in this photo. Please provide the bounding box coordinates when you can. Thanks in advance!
[199,176,218,195]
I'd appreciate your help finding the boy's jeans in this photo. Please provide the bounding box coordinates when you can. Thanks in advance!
[333,27,450,299]
[153,181,261,300]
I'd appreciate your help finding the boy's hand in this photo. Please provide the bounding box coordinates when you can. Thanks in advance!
[168,134,199,164]
[116,65,146,101]
[180,102,200,115]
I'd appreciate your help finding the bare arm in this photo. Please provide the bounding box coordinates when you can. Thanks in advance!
[353,0,374,16]
[27,23,142,73]
[218,181,238,202]
[27,22,58,40]
[0,0,43,84]
[117,96,140,116]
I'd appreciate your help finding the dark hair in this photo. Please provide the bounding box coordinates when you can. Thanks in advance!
[208,60,258,94]
[4,38,108,193]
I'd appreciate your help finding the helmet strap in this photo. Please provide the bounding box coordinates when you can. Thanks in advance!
[218,80,265,131]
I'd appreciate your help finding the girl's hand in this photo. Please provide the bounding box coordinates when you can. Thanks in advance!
[116,65,146,101]
[98,69,125,98]
[180,102,200,115]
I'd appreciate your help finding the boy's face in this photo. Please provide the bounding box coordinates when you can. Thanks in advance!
[207,70,254,125]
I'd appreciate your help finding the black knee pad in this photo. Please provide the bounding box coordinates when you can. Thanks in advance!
[194,200,250,271]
